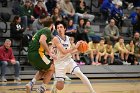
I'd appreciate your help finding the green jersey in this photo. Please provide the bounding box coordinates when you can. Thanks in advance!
[27,28,52,70]
[28,27,51,53]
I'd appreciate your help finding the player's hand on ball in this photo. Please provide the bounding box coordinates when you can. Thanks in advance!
[75,40,83,49]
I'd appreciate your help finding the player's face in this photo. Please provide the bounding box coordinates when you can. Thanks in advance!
[57,24,66,35]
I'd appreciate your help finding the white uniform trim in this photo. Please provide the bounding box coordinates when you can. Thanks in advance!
[42,55,51,65]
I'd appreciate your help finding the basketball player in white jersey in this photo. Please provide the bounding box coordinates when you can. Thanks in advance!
[52,21,96,93]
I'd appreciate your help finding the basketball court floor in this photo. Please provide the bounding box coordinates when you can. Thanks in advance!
[0,78,140,93]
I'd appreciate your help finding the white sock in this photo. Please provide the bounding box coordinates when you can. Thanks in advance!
[40,83,47,90]
[74,68,96,93]
[31,78,36,84]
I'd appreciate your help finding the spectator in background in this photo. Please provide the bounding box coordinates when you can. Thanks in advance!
[100,0,113,22]
[33,0,48,18]
[98,38,106,65]
[10,15,25,40]
[128,7,140,35]
[104,19,120,43]
[65,19,77,40]
[32,14,47,35]
[88,39,100,65]
[111,1,124,27]
[0,39,21,82]
[133,32,140,44]
[76,18,89,42]
[33,0,48,11]
[133,32,140,64]
[19,0,35,28]
[75,0,95,23]
[114,37,130,64]
[56,0,68,19]
[51,7,63,24]
[45,0,57,15]
[60,0,78,24]
[126,40,136,65]
[104,41,114,64]
[85,21,95,41]
[133,7,140,33]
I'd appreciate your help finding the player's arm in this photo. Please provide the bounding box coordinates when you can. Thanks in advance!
[71,49,79,54]
[70,43,79,54]
[52,37,79,55]
[39,34,50,54]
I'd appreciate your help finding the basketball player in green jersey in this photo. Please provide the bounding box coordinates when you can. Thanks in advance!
[25,17,56,93]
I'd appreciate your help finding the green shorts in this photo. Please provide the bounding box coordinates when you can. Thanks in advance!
[28,52,52,70]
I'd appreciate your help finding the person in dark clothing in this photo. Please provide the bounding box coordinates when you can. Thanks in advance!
[100,0,113,21]
[133,7,140,33]
[19,0,35,28]
[34,0,48,18]
[10,15,25,40]
[128,7,140,34]
[45,0,57,15]
[76,18,89,43]
[1,0,7,7]
[66,19,77,40]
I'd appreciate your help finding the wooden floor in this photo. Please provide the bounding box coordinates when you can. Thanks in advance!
[0,78,140,93]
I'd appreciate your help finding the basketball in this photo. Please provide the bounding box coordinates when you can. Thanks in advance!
[77,41,88,53]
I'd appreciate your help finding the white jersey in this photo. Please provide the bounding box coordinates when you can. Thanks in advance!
[54,35,72,62]
[53,35,79,79]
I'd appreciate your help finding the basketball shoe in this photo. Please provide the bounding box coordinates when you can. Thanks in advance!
[25,81,34,93]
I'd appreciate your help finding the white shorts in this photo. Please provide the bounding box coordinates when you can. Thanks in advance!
[54,58,80,80]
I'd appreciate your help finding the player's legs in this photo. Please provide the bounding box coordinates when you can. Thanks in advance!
[36,64,55,93]
[69,59,96,93]
[53,60,68,90]
[26,71,45,93]
[73,67,96,93]
[43,64,55,84]
[26,52,53,93]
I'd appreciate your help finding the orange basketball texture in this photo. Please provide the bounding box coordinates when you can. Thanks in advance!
[77,41,88,53]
